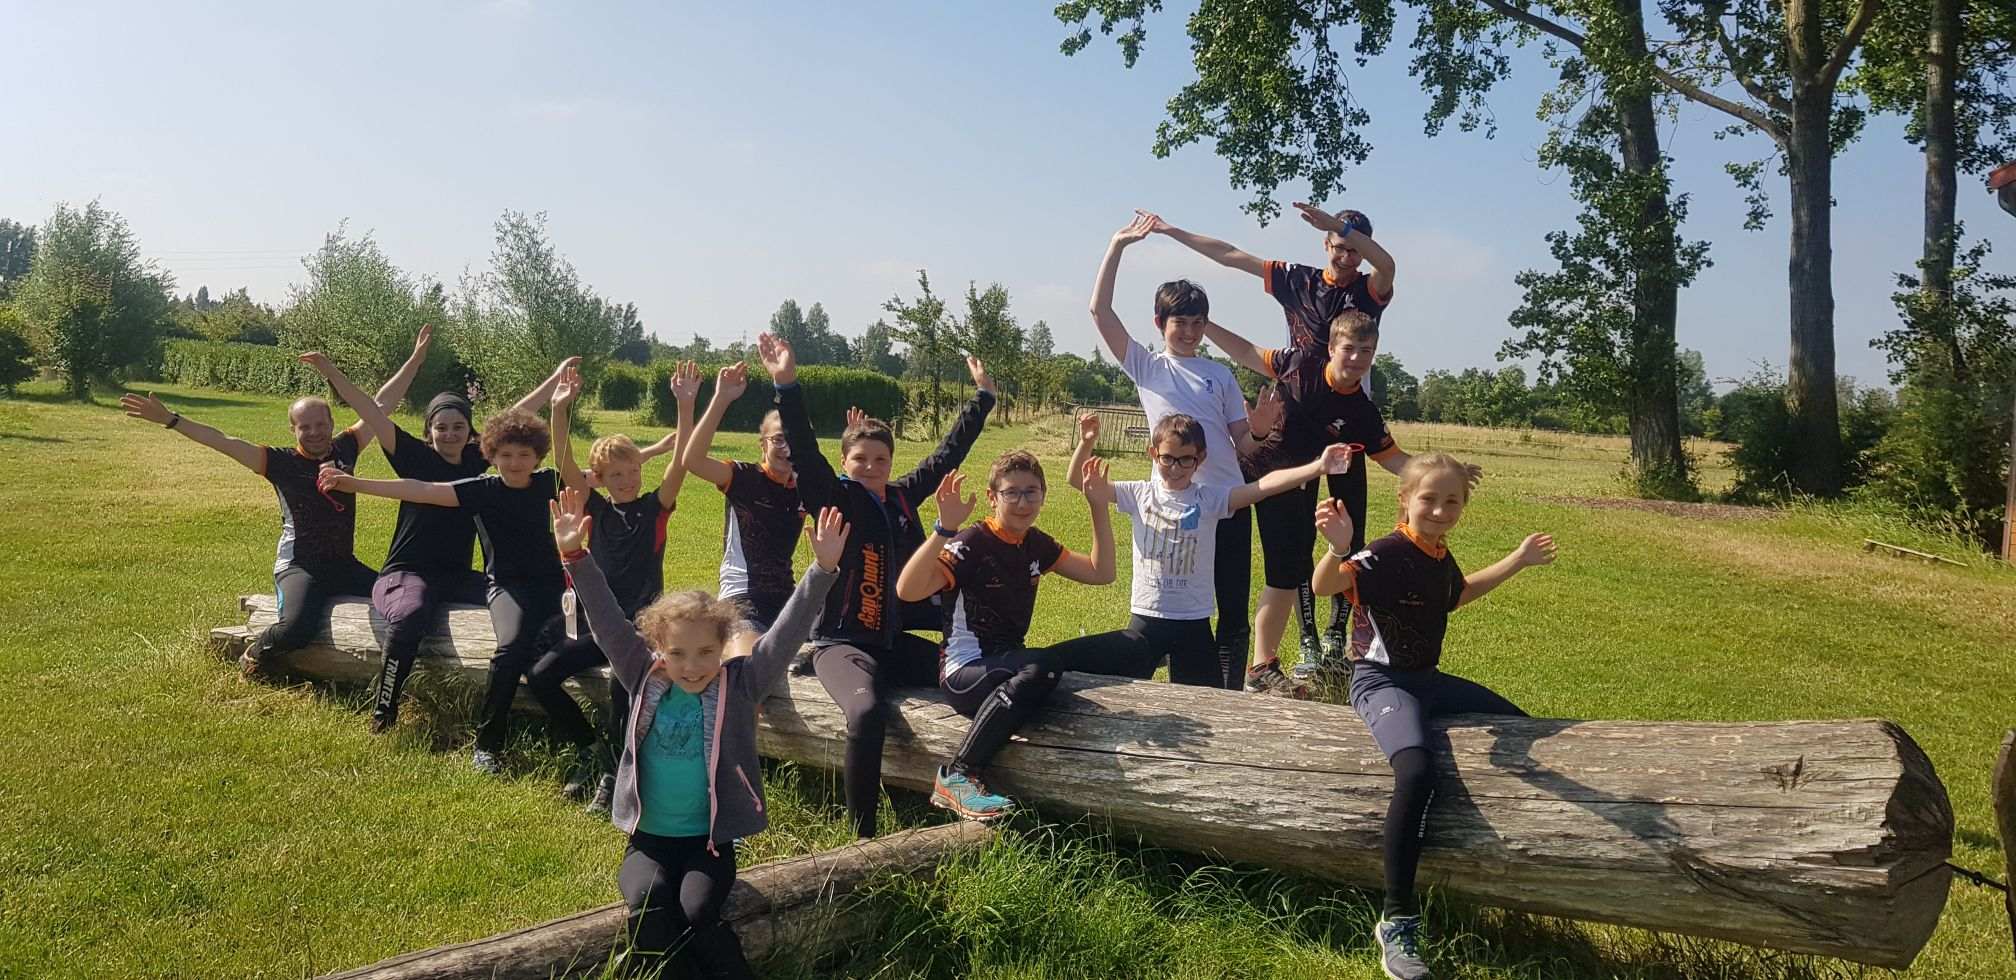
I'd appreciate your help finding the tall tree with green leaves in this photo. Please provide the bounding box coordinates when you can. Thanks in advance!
[884,271,957,436]
[282,225,450,403]
[452,210,619,409]
[854,318,909,378]
[955,282,1024,421]
[14,201,173,399]
[0,219,34,299]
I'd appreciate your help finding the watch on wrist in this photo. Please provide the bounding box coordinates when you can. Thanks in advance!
[933,522,958,538]
[166,412,182,430]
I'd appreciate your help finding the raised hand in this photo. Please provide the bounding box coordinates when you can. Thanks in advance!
[670,360,702,402]
[846,405,866,431]
[714,363,749,401]
[317,461,357,495]
[756,332,797,384]
[412,323,433,355]
[1076,411,1099,446]
[1319,442,1356,476]
[1292,202,1348,234]
[1080,458,1114,507]
[807,506,849,572]
[120,391,172,426]
[550,485,594,554]
[1314,498,1355,552]
[1514,533,1557,567]
[546,355,583,388]
[1133,209,1172,235]
[553,363,584,408]
[1247,386,1284,436]
[965,355,996,395]
[1113,212,1156,245]
[932,471,978,529]
[297,351,335,375]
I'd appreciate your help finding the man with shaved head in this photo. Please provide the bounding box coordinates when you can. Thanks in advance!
[121,331,434,676]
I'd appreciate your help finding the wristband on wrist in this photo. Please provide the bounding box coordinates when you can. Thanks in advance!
[559,547,588,563]
[933,522,958,538]
[165,412,182,430]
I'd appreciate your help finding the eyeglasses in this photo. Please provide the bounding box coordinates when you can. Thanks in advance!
[1154,454,1202,470]
[759,434,788,446]
[993,488,1045,504]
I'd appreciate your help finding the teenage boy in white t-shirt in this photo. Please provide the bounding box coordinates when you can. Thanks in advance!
[1090,212,1283,689]
[1066,412,1350,686]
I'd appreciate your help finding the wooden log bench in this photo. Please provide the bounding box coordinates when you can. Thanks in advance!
[320,822,992,979]
[213,595,1956,969]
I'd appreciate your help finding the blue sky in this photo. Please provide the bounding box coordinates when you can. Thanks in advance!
[4,0,2010,390]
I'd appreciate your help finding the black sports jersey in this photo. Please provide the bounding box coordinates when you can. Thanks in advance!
[586,488,673,616]
[381,424,488,577]
[263,427,362,573]
[718,461,804,602]
[452,469,563,584]
[1246,344,1400,475]
[1264,259,1391,349]
[1337,525,1465,672]
[936,520,1066,670]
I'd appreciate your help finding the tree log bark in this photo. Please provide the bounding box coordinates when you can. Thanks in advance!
[316,822,992,980]
[220,596,1953,968]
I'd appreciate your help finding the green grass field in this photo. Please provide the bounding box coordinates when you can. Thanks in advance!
[2,381,2012,979]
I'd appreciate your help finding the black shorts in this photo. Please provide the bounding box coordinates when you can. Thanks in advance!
[1253,479,1321,589]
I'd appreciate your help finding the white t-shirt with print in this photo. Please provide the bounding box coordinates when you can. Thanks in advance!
[1112,478,1235,621]
[1120,338,1249,492]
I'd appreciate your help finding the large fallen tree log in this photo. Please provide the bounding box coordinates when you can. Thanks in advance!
[215,595,1955,968]
[318,821,991,980]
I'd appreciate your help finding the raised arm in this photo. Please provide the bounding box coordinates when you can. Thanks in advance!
[1455,533,1556,609]
[509,356,581,417]
[1310,498,1359,597]
[1065,412,1098,490]
[550,365,588,491]
[119,392,265,473]
[760,332,842,509]
[1143,210,1268,278]
[299,347,397,451]
[655,361,700,508]
[896,355,997,493]
[1228,443,1352,511]
[1089,214,1154,362]
[318,467,460,507]
[738,506,845,696]
[896,472,975,603]
[1050,459,1117,586]
[1292,202,1395,302]
[552,486,655,693]
[680,363,744,490]
[372,324,433,418]
[1202,320,1269,376]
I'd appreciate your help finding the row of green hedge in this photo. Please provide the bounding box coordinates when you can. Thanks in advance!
[641,362,903,435]
[159,340,328,397]
[599,362,651,411]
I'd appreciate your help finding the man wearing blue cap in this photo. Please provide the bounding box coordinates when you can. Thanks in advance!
[1134,204,1400,695]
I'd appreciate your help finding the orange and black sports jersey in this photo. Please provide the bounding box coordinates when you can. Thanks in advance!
[1334,526,1465,672]
[1246,344,1400,476]
[1264,260,1391,350]
[718,461,804,603]
[936,520,1066,670]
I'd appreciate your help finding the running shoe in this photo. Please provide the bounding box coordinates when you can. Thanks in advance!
[1375,915,1433,980]
[930,766,1015,821]
[1243,658,1291,694]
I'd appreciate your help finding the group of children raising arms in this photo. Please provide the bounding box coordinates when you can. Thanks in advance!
[122,204,1554,980]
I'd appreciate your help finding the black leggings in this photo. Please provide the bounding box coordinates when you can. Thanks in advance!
[618,833,747,979]
[941,634,1157,776]
[367,569,488,724]
[526,623,632,753]
[811,634,943,838]
[476,578,564,753]
[255,560,379,660]
[1212,505,1253,689]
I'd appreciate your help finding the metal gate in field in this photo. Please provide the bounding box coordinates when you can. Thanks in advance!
[1072,403,1151,457]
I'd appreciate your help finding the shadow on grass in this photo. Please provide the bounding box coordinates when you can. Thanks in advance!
[0,431,68,444]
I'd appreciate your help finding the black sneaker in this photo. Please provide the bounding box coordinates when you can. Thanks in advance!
[366,710,396,736]
[1243,659,1291,694]
[586,774,616,816]
[1375,915,1432,980]
[561,749,598,801]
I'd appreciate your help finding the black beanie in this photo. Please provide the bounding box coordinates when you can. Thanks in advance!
[425,392,473,428]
